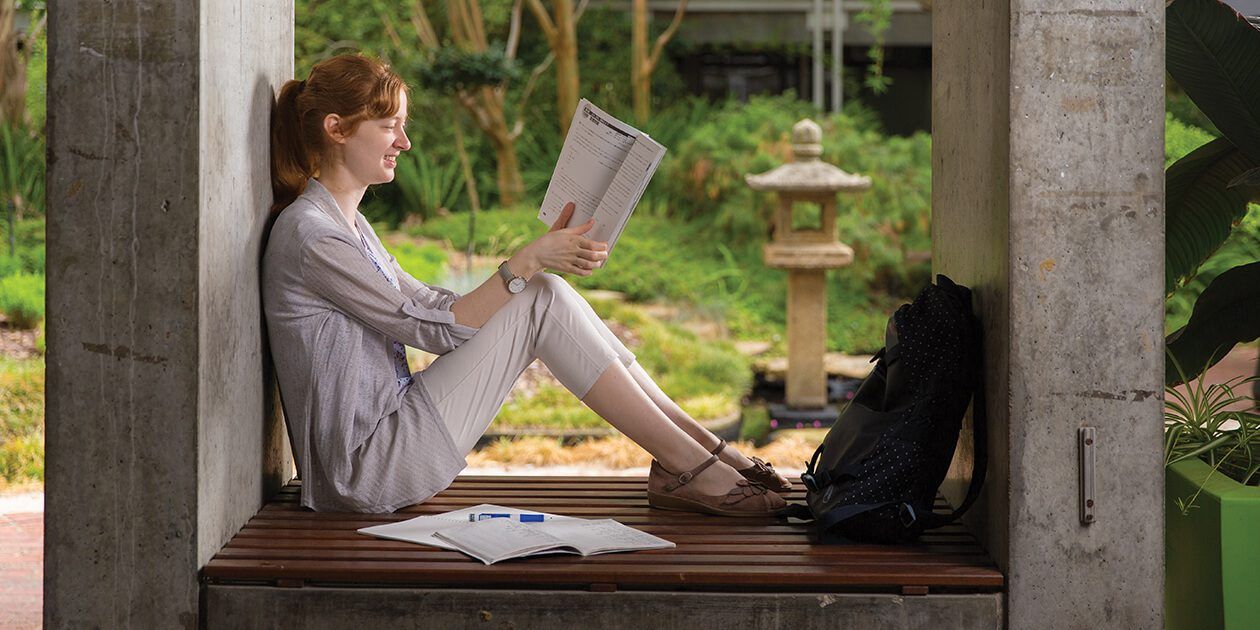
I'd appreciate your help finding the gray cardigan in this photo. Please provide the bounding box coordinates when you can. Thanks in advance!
[262,178,478,511]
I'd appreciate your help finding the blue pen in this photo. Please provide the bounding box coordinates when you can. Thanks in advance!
[468,512,549,522]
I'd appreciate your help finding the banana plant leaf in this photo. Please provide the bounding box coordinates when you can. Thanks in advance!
[1230,166,1260,198]
[1165,261,1260,385]
[1165,137,1258,294]
[1166,0,1260,165]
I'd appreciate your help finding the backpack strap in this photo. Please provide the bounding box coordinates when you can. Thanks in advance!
[920,318,989,530]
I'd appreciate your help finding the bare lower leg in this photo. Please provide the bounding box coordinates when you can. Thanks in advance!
[625,361,756,471]
[580,360,746,496]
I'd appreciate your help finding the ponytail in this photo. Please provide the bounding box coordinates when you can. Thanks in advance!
[269,54,410,215]
[270,79,311,215]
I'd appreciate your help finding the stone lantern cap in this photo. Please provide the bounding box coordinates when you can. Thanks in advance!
[745,119,872,193]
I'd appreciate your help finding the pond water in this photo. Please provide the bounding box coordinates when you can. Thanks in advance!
[432,260,499,294]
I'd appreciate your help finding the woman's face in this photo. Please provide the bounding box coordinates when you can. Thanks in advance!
[330,90,411,186]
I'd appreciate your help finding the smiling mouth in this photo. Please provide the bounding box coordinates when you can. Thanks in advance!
[384,155,398,167]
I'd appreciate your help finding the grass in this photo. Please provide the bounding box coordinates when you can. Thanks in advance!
[379,236,449,283]
[0,217,48,329]
[0,273,45,327]
[0,356,44,489]
[489,296,750,430]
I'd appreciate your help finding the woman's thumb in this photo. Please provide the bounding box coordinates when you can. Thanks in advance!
[565,218,595,234]
[549,201,577,232]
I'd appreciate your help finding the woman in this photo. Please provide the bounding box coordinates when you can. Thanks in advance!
[262,53,791,516]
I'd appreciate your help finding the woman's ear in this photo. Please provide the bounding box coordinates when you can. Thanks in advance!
[323,113,347,144]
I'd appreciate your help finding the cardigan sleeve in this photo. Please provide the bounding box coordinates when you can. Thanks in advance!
[381,243,476,347]
[300,233,480,354]
[385,249,463,305]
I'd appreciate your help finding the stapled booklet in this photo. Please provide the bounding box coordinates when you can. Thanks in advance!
[356,503,675,564]
[537,98,667,263]
[432,516,676,565]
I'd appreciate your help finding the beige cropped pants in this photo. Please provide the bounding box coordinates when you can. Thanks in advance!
[419,272,638,454]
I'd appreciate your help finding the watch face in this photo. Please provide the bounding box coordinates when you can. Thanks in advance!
[509,277,527,293]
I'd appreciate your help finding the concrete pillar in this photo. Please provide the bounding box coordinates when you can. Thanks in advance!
[45,2,293,627]
[933,1,1165,627]
[786,269,828,407]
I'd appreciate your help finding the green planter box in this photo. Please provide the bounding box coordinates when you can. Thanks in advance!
[1166,458,1260,630]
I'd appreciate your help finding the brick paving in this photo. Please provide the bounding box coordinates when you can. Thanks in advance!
[0,510,41,629]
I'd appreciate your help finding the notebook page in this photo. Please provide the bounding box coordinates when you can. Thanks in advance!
[538,99,638,228]
[434,517,579,565]
[355,504,572,551]
[534,518,675,555]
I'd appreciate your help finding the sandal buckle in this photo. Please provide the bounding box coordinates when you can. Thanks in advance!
[677,471,694,484]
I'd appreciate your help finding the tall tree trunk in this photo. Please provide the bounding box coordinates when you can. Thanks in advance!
[0,1,26,125]
[491,137,524,207]
[407,0,527,207]
[632,0,649,125]
[526,0,584,135]
[552,0,579,135]
[451,110,481,274]
[630,0,687,126]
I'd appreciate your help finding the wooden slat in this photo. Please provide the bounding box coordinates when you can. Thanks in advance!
[223,539,983,556]
[203,558,1002,589]
[213,547,998,567]
[204,478,1004,593]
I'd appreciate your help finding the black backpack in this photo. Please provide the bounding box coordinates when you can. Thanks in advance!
[790,274,987,544]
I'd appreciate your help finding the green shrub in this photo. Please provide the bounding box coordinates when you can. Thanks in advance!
[0,217,46,275]
[409,205,541,256]
[0,253,21,278]
[0,122,46,218]
[1164,111,1217,167]
[0,273,45,328]
[24,17,47,131]
[1166,77,1219,137]
[1166,207,1260,334]
[1161,112,1260,334]
[409,203,896,353]
[739,405,772,443]
[387,239,449,283]
[657,94,933,296]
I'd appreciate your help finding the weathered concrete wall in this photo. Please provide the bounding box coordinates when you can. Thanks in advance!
[205,586,1004,630]
[932,0,1012,575]
[934,1,1165,628]
[197,0,294,568]
[45,2,293,628]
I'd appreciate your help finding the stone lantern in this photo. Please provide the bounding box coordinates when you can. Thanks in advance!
[746,119,871,420]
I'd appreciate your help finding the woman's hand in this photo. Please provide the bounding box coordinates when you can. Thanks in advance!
[509,201,609,278]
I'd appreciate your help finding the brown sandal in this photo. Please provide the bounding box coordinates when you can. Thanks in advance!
[711,439,794,492]
[647,453,786,517]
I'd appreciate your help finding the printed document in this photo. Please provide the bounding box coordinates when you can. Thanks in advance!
[356,504,674,564]
[537,99,667,262]
[433,516,675,565]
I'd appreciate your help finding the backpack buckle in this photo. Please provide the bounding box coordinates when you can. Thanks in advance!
[898,503,918,528]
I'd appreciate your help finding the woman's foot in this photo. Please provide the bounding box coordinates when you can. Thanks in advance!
[710,439,794,492]
[647,453,787,517]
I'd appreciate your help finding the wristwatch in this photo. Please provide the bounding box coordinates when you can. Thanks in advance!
[498,260,528,294]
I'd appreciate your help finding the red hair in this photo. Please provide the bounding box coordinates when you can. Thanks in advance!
[270,53,409,214]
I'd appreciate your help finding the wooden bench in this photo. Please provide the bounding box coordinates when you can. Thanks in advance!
[201,476,1004,629]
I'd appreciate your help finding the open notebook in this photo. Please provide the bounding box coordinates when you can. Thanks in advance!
[356,503,674,564]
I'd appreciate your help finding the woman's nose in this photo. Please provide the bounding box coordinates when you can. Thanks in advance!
[396,130,411,151]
